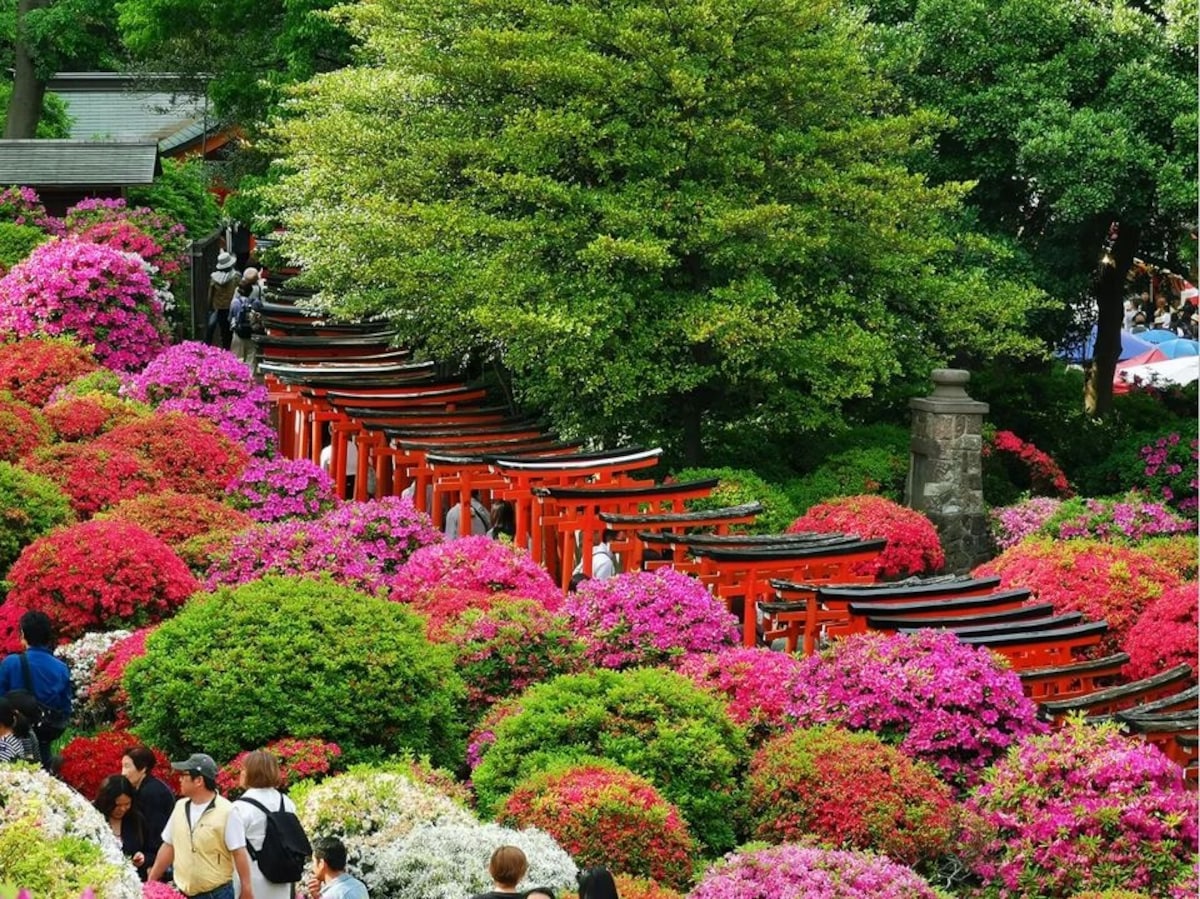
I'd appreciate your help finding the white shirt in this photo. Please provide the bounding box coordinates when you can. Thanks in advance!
[444,498,490,537]
[574,542,616,580]
[232,787,298,899]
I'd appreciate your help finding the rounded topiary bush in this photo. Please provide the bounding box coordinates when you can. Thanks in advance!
[564,568,738,670]
[0,238,169,371]
[58,728,173,802]
[787,494,945,579]
[689,845,939,899]
[676,646,805,745]
[125,575,466,765]
[0,460,73,575]
[472,667,749,854]
[0,336,100,406]
[98,491,254,553]
[748,727,957,867]
[22,442,163,518]
[5,519,198,644]
[436,597,586,716]
[965,719,1198,898]
[497,760,694,889]
[0,393,50,461]
[974,537,1181,652]
[1122,582,1199,680]
[790,631,1042,789]
[319,496,443,575]
[391,535,562,610]
[675,466,798,534]
[227,456,340,522]
[41,391,148,442]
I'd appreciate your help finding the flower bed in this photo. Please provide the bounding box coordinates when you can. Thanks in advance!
[965,719,1198,898]
[748,727,957,867]
[1122,582,1199,680]
[392,536,562,610]
[58,729,173,802]
[787,495,944,579]
[0,460,73,575]
[22,443,163,518]
[497,761,694,889]
[227,456,340,522]
[216,737,344,798]
[63,197,186,286]
[676,647,805,744]
[320,497,443,575]
[790,631,1042,789]
[1138,534,1199,580]
[0,336,99,406]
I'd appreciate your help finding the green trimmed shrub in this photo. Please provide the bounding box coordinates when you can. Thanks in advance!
[472,667,749,855]
[126,575,466,766]
[675,466,797,534]
[785,424,909,513]
[0,222,48,271]
[0,460,73,575]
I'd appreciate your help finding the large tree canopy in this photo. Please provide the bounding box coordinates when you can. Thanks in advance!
[268,0,1045,462]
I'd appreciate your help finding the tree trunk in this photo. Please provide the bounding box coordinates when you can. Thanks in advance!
[4,0,52,139]
[681,392,704,466]
[1085,222,1140,416]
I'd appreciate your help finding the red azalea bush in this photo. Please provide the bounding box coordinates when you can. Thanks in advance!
[99,492,254,553]
[436,597,586,715]
[22,442,164,518]
[497,761,695,889]
[974,538,1181,653]
[411,587,508,635]
[786,495,944,579]
[965,719,1198,898]
[41,392,148,442]
[59,728,174,802]
[95,412,249,499]
[1122,582,1199,681]
[4,520,199,644]
[391,535,562,610]
[749,727,957,867]
[0,336,100,406]
[89,626,156,724]
[676,647,806,745]
[982,429,1074,501]
[216,737,344,798]
[0,394,50,461]
[1137,534,1199,580]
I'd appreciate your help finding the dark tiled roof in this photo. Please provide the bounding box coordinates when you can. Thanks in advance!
[0,140,161,186]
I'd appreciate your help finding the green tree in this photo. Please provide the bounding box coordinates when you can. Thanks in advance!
[268,0,1045,463]
[0,82,72,137]
[127,157,222,239]
[876,0,1197,414]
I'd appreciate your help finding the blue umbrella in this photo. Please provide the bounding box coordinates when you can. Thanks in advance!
[1155,338,1200,359]
[1058,326,1154,363]
[1138,328,1180,345]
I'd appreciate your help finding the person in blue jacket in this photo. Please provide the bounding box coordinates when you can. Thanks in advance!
[0,610,72,768]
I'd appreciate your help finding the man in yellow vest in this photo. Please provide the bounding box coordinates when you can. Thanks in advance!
[146,752,256,899]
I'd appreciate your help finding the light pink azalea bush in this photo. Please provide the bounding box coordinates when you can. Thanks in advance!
[965,719,1198,898]
[227,457,340,522]
[689,845,939,899]
[989,496,1063,549]
[320,496,442,575]
[564,568,738,669]
[676,647,805,744]
[791,631,1043,789]
[390,535,561,610]
[0,239,169,371]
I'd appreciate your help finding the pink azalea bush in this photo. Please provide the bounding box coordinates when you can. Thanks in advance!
[0,186,64,235]
[989,497,1063,550]
[689,845,939,899]
[143,882,186,899]
[128,342,274,455]
[206,519,385,593]
[0,238,169,371]
[89,626,156,725]
[564,568,739,669]
[1136,432,1198,518]
[63,197,186,285]
[787,495,945,579]
[965,719,1198,898]
[1122,582,1199,681]
[790,631,1042,789]
[319,496,443,574]
[676,647,806,745]
[227,457,340,522]
[1041,495,1193,542]
[391,535,561,609]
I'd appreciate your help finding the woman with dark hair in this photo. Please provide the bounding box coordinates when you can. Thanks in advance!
[94,774,157,880]
[0,694,40,763]
[121,744,175,853]
[577,868,620,899]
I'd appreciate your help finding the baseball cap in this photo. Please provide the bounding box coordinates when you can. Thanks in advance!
[171,752,218,779]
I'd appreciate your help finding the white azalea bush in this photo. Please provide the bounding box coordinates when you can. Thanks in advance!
[292,765,475,888]
[56,629,131,708]
[0,764,141,898]
[380,822,577,899]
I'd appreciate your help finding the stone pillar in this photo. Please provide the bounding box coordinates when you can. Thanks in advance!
[906,369,993,574]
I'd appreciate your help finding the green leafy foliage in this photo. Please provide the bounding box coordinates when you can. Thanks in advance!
[0,460,74,577]
[128,158,222,240]
[0,222,48,272]
[785,423,910,513]
[675,466,797,535]
[0,83,72,138]
[126,574,467,766]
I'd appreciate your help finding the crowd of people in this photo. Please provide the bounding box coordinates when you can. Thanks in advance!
[1123,287,1197,337]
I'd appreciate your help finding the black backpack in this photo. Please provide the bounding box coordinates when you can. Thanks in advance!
[234,294,262,339]
[236,795,311,883]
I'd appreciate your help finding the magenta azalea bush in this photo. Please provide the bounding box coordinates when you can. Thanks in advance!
[391,535,561,609]
[1137,432,1198,518]
[689,845,938,899]
[206,519,384,593]
[0,186,64,235]
[319,496,442,574]
[0,239,169,371]
[989,497,1063,550]
[791,631,1042,789]
[128,342,274,455]
[227,456,339,522]
[63,197,186,285]
[564,568,738,669]
[676,647,805,744]
[965,719,1198,898]
[1041,496,1193,542]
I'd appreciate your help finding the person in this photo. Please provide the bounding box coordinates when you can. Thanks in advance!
[231,750,299,899]
[0,696,38,763]
[303,836,368,899]
[206,252,240,350]
[444,491,490,538]
[572,530,617,582]
[146,752,255,899]
[487,501,516,541]
[229,269,264,368]
[0,610,72,768]
[577,868,620,899]
[1153,294,1173,330]
[469,845,528,899]
[95,774,158,881]
[122,744,177,860]
[526,890,556,899]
